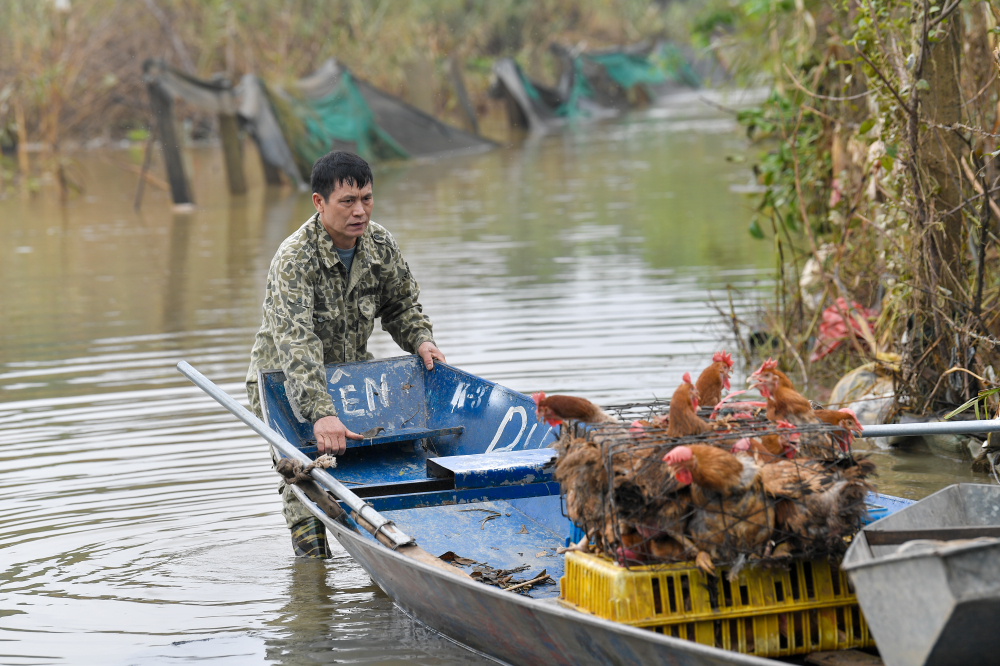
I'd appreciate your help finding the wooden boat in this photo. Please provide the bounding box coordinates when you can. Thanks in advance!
[204,357,916,665]
[843,483,1000,666]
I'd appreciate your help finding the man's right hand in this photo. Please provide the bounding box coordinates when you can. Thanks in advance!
[313,415,363,455]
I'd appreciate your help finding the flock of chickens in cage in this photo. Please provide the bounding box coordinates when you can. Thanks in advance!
[533,352,877,578]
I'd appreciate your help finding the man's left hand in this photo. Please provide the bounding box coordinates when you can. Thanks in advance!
[417,341,446,370]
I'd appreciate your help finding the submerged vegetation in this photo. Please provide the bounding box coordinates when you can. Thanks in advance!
[711,0,1000,418]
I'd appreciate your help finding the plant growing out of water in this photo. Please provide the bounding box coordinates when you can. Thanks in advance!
[712,0,1000,416]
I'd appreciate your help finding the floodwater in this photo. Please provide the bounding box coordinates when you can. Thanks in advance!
[0,94,987,665]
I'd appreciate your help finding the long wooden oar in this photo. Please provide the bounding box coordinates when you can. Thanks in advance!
[176,361,469,578]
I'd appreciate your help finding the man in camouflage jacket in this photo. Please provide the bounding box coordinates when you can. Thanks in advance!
[246,151,444,557]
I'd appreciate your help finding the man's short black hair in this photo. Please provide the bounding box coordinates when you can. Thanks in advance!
[311,151,374,201]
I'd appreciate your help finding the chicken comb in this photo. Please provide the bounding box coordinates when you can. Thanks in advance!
[682,372,692,384]
[712,351,734,368]
[837,408,862,433]
[531,392,545,407]
[662,446,693,464]
[776,420,801,442]
[751,357,778,376]
[731,438,752,452]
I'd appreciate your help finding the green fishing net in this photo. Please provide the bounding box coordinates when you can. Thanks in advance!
[266,70,408,178]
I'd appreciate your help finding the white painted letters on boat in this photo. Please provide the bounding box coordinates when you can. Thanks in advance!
[486,406,528,453]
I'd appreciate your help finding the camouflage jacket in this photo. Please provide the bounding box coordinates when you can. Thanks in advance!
[246,213,434,422]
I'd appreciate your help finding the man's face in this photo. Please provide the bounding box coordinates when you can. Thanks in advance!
[313,180,373,249]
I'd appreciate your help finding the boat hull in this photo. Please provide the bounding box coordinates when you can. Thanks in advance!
[323,507,775,666]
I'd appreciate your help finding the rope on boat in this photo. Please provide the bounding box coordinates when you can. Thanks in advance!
[275,454,337,485]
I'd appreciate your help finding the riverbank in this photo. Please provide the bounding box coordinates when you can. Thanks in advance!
[0,1,712,161]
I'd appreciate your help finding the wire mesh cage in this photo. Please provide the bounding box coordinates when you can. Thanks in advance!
[553,399,875,574]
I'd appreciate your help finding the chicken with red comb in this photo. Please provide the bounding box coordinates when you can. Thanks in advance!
[662,444,774,576]
[812,407,863,452]
[748,359,841,460]
[729,421,799,463]
[532,392,615,427]
[608,444,696,565]
[695,351,734,407]
[666,375,712,438]
[662,446,695,484]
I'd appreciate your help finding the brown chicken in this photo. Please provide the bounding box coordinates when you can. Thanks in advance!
[611,444,694,564]
[695,351,734,407]
[532,393,616,426]
[552,434,610,549]
[730,420,800,463]
[666,374,712,438]
[760,456,876,556]
[748,359,842,459]
[662,444,774,576]
[813,408,863,450]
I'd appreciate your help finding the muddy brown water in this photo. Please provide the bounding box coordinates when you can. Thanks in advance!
[0,95,986,665]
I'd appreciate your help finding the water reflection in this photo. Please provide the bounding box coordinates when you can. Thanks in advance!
[164,212,194,334]
[0,97,988,664]
[261,557,479,666]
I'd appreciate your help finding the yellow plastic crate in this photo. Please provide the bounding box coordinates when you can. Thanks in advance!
[559,551,874,658]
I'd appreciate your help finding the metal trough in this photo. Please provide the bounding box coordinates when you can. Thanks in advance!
[843,484,1000,666]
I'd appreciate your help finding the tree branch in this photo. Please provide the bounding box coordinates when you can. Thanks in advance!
[927,0,963,30]
[856,49,914,116]
[141,0,196,74]
[783,63,872,101]
[961,156,1000,223]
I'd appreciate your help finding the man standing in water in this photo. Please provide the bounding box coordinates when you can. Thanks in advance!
[246,151,445,557]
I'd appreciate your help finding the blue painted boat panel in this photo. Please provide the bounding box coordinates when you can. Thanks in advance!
[359,482,562,512]
[427,449,557,489]
[383,501,568,599]
[507,495,577,541]
[297,426,466,455]
[260,356,558,491]
[422,363,559,455]
[864,491,914,523]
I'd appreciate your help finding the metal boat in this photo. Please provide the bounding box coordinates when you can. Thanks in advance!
[843,483,1000,666]
[186,356,917,665]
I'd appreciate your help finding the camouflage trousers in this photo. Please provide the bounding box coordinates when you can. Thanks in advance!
[247,382,315,529]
